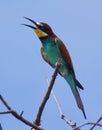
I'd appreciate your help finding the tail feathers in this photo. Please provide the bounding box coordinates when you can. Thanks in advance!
[65,75,86,119]
[74,92,86,119]
[82,107,87,119]
[75,80,87,119]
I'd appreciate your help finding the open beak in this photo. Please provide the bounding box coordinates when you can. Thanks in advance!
[22,17,38,29]
[22,17,48,38]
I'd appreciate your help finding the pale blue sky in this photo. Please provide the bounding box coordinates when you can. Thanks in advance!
[0,0,102,130]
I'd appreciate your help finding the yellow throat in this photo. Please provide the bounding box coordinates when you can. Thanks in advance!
[34,29,48,38]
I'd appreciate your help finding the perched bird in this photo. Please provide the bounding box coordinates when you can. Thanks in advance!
[22,17,86,119]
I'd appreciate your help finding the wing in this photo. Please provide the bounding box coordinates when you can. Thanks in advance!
[40,47,55,68]
[55,38,74,73]
[55,38,84,90]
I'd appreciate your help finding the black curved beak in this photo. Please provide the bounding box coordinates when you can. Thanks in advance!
[22,17,37,29]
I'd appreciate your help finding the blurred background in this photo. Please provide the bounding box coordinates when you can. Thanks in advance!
[0,0,102,130]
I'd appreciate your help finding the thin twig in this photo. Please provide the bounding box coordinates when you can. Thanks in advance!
[51,90,63,116]
[0,110,13,114]
[46,78,80,130]
[90,116,102,130]
[0,95,43,130]
[61,115,78,130]
[34,59,61,126]
[73,121,102,130]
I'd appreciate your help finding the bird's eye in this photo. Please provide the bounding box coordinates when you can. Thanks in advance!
[40,25,44,29]
[37,23,45,30]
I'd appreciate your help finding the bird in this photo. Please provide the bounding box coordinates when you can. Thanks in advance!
[22,17,86,119]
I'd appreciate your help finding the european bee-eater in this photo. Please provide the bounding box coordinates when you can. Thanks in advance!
[22,17,86,119]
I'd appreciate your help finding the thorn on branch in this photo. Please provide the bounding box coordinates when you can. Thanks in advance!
[20,111,24,117]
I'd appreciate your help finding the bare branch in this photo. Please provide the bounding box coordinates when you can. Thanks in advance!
[90,116,102,130]
[34,59,61,126]
[46,78,80,130]
[0,110,13,114]
[73,122,102,130]
[0,95,43,130]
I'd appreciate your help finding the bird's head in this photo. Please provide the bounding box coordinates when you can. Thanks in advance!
[22,17,56,39]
